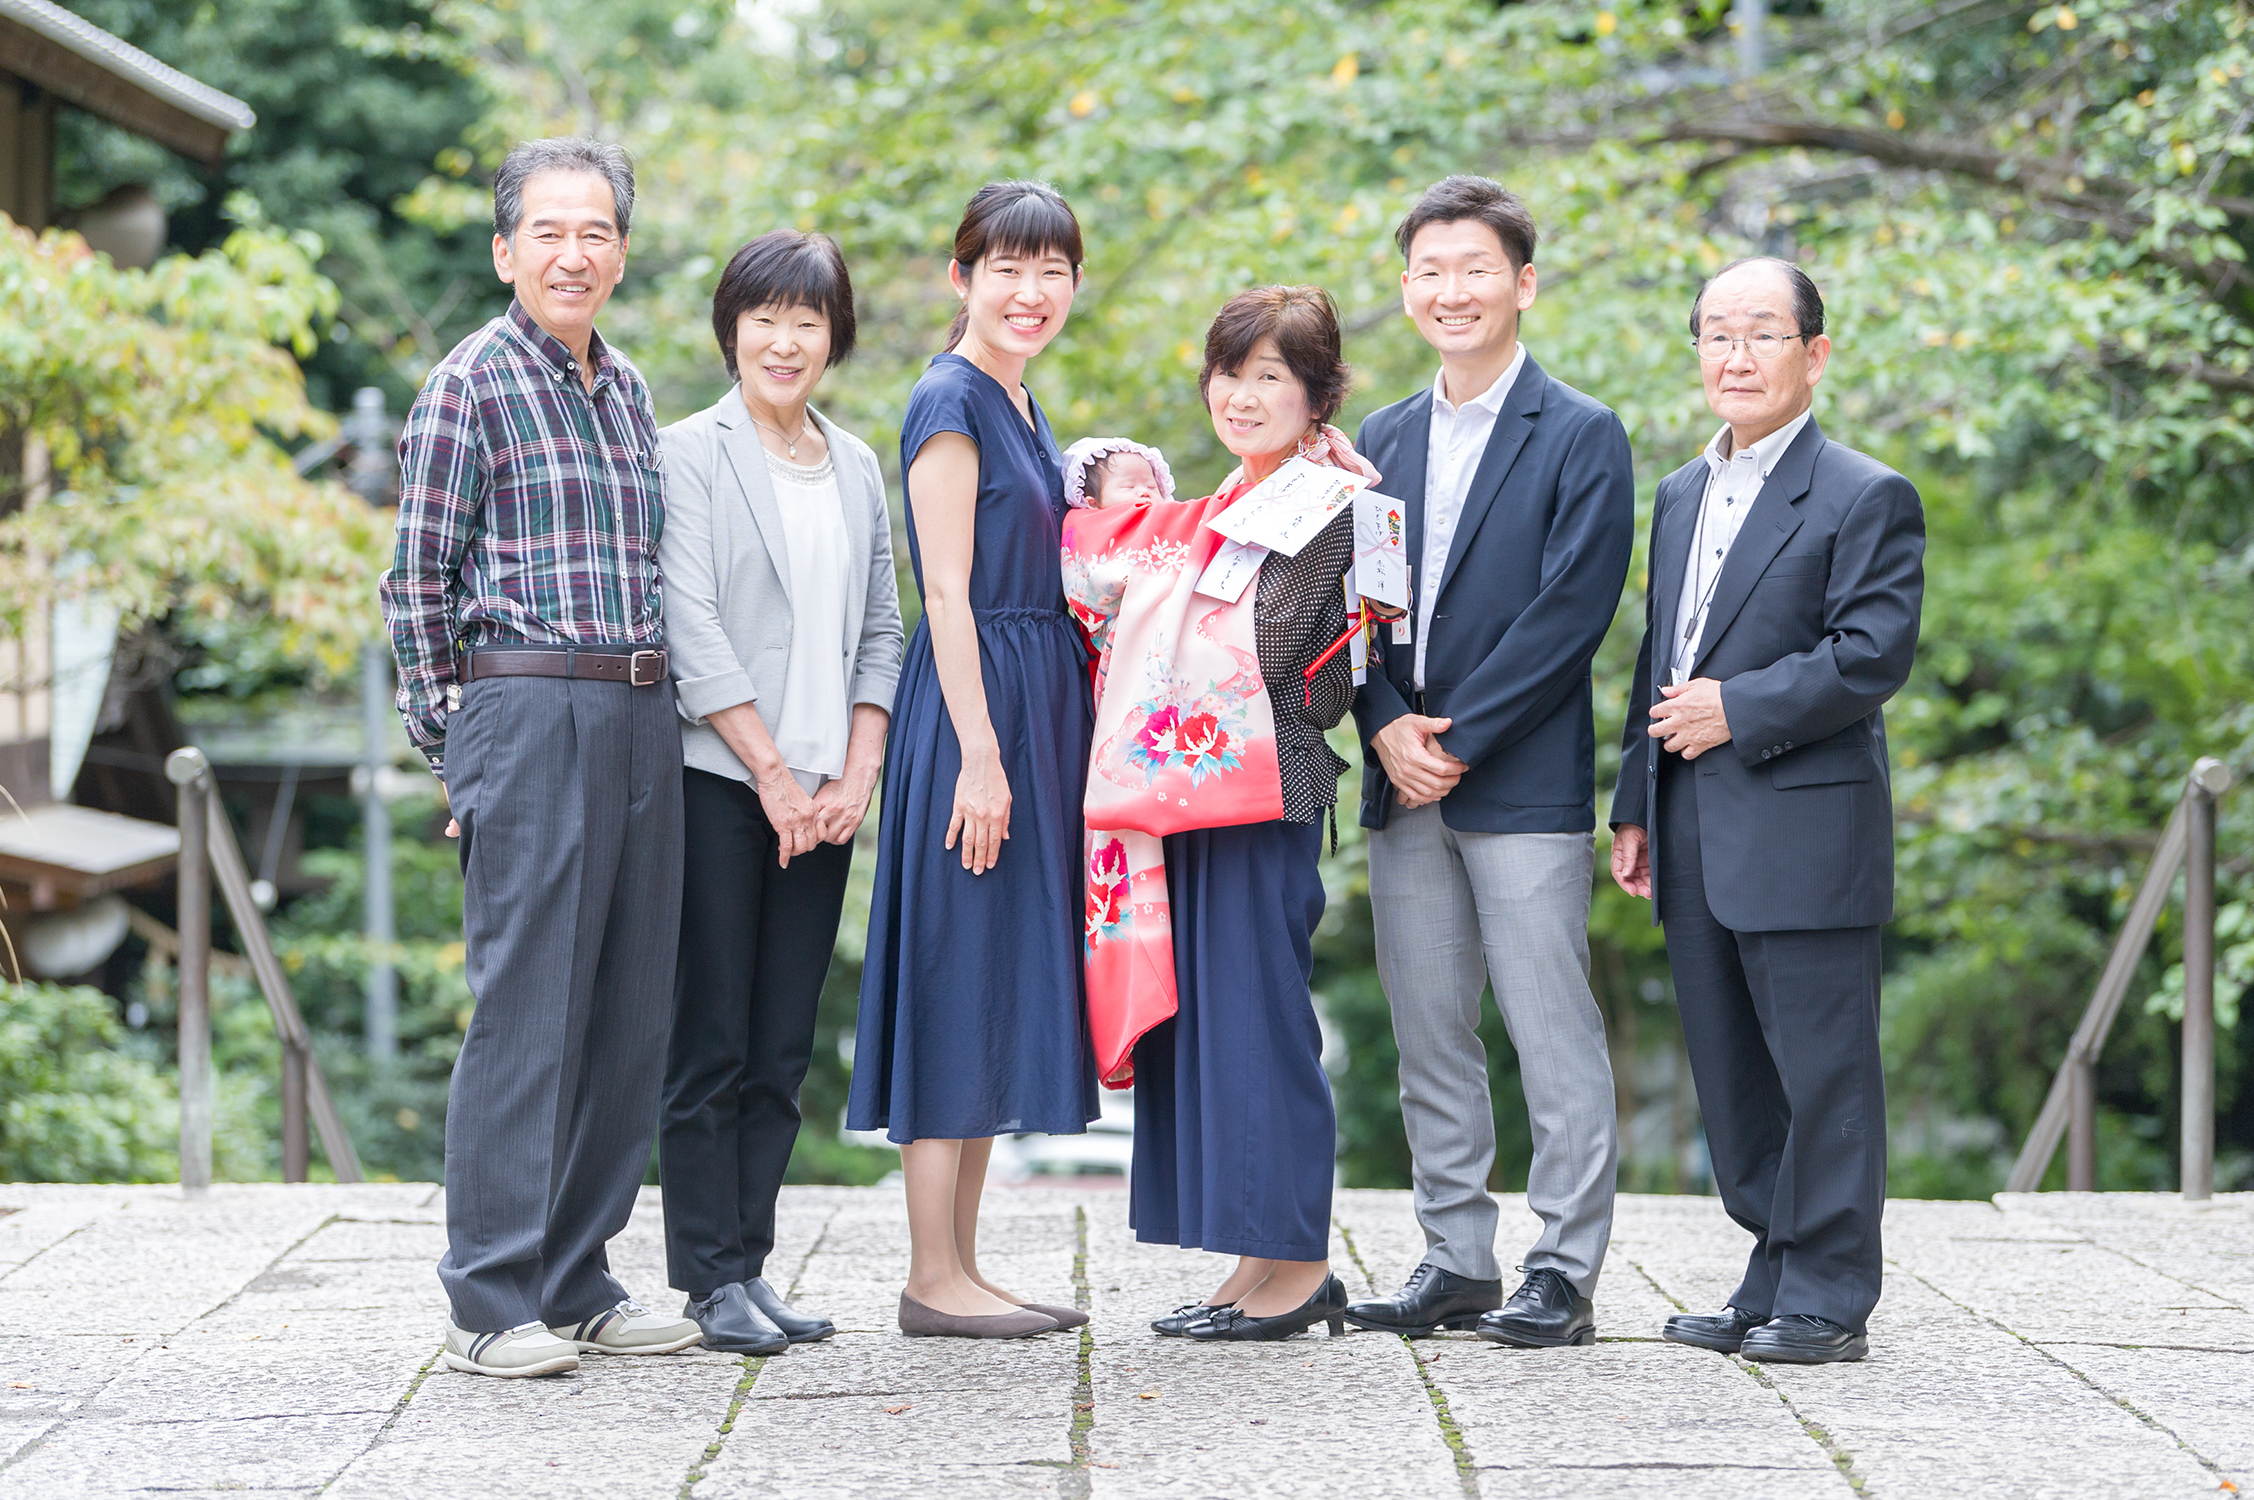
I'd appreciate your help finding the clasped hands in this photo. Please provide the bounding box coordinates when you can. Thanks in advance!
[1372,713,1466,808]
[758,770,872,868]
[1611,677,1734,899]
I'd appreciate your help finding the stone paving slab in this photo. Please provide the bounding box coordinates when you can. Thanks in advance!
[0,1183,2244,1499]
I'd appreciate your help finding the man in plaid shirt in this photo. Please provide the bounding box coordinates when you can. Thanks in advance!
[380,137,698,1379]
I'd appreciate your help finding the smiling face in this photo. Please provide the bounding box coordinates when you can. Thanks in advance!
[1402,218,1537,371]
[950,246,1078,362]
[493,169,627,350]
[1205,337,1315,465]
[1086,450,1164,508]
[734,302,832,412]
[1695,261,1831,446]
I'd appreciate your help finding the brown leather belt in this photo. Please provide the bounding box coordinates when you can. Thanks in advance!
[460,646,669,687]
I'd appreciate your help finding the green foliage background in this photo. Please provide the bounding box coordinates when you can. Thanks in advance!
[7,0,2253,1194]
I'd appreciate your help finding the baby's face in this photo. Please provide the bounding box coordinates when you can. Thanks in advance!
[1090,452,1164,508]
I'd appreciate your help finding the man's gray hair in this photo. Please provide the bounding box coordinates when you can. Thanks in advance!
[493,137,636,242]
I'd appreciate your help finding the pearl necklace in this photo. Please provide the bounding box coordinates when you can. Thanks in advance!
[751,411,812,461]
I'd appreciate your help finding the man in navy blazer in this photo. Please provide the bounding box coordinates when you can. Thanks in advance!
[1341,178,1635,1349]
[1610,257,1923,1365]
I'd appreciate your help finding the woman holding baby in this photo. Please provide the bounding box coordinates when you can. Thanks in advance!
[1063,286,1366,1341]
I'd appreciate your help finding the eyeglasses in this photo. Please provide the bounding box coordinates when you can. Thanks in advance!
[1694,330,1810,362]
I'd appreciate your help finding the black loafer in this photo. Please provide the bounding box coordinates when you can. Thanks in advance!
[683,1282,788,1355]
[744,1277,835,1343]
[1474,1268,1595,1348]
[1739,1314,1868,1364]
[1342,1262,1502,1337]
[1184,1276,1349,1342]
[1662,1305,1769,1353]
[1151,1302,1222,1337]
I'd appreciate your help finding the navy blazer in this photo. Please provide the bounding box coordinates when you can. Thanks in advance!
[1351,357,1635,834]
[1609,419,1925,932]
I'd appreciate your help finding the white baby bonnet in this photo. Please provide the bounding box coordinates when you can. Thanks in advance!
[1061,437,1176,510]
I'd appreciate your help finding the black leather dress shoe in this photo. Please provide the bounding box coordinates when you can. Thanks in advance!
[1184,1276,1349,1342]
[1474,1268,1595,1348]
[1661,1305,1769,1353]
[1739,1314,1867,1364]
[1342,1263,1503,1336]
[683,1282,788,1355]
[744,1277,835,1343]
[1151,1302,1222,1337]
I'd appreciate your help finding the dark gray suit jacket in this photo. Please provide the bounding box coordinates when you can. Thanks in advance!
[1609,418,1924,932]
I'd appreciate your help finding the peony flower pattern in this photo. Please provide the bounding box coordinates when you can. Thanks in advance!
[1085,837,1132,948]
[1122,690,1249,787]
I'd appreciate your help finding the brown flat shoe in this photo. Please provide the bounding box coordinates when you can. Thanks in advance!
[897,1292,1059,1339]
[1015,1301,1089,1330]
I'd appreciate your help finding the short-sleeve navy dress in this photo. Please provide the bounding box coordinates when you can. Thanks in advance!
[847,354,1100,1143]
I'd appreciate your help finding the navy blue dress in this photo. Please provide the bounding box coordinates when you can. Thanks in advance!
[848,354,1099,1143]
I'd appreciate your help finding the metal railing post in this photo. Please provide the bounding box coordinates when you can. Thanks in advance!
[2181,758,2230,1201]
[166,747,212,1195]
[360,640,396,1062]
[2067,1054,2096,1191]
[280,1041,310,1183]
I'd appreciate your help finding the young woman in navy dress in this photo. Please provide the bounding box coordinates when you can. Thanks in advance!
[848,182,1099,1338]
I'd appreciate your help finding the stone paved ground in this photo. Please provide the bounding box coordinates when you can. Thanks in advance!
[0,1184,2247,1499]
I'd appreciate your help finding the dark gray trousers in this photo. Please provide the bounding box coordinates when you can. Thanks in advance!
[1657,752,1887,1332]
[438,672,684,1333]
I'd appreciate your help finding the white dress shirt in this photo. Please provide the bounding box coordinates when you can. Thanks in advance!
[1416,342,1529,691]
[765,448,855,793]
[1669,406,1814,685]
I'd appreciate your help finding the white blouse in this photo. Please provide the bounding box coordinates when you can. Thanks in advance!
[764,449,854,794]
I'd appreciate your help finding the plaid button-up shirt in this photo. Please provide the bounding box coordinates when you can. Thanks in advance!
[379,301,665,774]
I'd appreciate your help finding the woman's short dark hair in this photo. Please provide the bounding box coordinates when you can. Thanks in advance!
[1688,256,1827,341]
[711,229,857,380]
[1393,175,1537,271]
[945,180,1084,351]
[1198,285,1352,428]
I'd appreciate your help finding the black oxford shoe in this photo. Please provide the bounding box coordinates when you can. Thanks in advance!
[744,1276,835,1343]
[1342,1262,1503,1336]
[1662,1305,1769,1354]
[683,1282,788,1356]
[1739,1314,1868,1364]
[1474,1268,1595,1348]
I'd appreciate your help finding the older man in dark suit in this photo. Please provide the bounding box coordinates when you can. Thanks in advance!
[1611,256,1924,1364]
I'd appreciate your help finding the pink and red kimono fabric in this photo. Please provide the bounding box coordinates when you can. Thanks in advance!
[1062,480,1283,1088]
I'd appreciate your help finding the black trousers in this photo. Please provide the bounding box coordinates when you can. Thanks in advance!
[659,767,853,1298]
[1657,752,1887,1332]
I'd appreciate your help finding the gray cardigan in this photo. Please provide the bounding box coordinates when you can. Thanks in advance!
[657,387,903,784]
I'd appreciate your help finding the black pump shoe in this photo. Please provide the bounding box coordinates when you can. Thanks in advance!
[1474,1268,1595,1348]
[744,1277,835,1343]
[1183,1276,1349,1342]
[1151,1302,1222,1337]
[1662,1305,1768,1354]
[683,1282,789,1355]
[1342,1262,1503,1337]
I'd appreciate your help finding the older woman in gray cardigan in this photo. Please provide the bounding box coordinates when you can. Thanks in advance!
[656,230,902,1356]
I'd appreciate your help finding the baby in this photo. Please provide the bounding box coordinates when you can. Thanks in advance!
[1063,437,1175,510]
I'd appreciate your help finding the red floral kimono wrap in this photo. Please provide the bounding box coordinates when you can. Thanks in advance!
[1061,481,1286,1088]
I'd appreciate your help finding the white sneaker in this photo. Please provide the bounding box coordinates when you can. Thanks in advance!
[442,1320,580,1378]
[551,1298,703,1355]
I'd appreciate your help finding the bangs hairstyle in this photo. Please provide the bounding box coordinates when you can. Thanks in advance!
[1393,175,1537,272]
[945,180,1085,350]
[1198,285,1352,427]
[711,230,857,380]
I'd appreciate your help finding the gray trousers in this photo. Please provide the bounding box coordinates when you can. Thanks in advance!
[438,672,684,1333]
[1368,804,1617,1293]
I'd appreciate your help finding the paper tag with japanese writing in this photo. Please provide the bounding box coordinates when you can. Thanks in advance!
[1207,456,1365,556]
[1353,487,1409,610]
[1194,538,1268,602]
